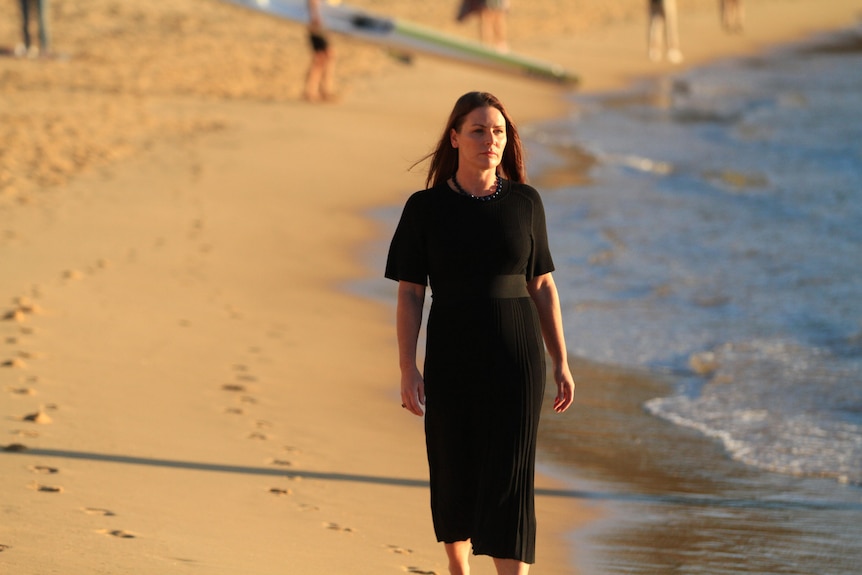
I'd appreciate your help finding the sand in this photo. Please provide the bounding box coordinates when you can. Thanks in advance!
[2,1,860,573]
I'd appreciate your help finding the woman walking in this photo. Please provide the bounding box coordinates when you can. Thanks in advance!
[385,91,575,575]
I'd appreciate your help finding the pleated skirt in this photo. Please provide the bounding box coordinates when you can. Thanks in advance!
[423,296,545,564]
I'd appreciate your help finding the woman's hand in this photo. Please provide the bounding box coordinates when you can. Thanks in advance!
[528,272,576,414]
[396,281,427,417]
[552,362,575,413]
[401,366,426,416]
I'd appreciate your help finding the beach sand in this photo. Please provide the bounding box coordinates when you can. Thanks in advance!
[2,1,860,573]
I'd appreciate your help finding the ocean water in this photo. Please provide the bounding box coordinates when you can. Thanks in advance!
[522,28,862,574]
[527,29,862,488]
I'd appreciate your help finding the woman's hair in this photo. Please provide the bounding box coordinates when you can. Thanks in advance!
[415,91,526,188]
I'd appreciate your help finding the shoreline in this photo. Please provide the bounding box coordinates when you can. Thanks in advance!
[2,1,861,573]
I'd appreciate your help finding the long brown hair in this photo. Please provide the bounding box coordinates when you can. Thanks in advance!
[414,92,526,188]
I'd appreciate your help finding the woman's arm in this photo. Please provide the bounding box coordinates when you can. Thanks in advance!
[396,280,427,416]
[527,272,575,413]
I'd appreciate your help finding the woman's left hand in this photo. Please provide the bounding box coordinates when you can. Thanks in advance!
[553,363,575,413]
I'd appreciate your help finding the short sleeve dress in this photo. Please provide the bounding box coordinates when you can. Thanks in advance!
[385,179,554,564]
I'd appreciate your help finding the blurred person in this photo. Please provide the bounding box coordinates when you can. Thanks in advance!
[648,0,683,63]
[386,91,575,575]
[720,0,744,33]
[15,0,50,58]
[304,0,336,102]
[457,0,510,52]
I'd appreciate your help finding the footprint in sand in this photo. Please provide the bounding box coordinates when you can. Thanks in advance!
[98,529,135,539]
[386,544,413,555]
[247,432,268,440]
[268,458,291,467]
[1,357,27,368]
[83,507,116,517]
[2,443,28,452]
[6,386,36,395]
[15,350,42,360]
[29,482,63,493]
[221,383,246,393]
[323,522,355,533]
[2,297,42,322]
[62,269,84,281]
[2,309,27,322]
[404,567,438,575]
[28,465,58,474]
[0,543,10,552]
[268,487,293,496]
[21,409,52,424]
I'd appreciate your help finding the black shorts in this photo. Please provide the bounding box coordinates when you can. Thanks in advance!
[309,31,329,53]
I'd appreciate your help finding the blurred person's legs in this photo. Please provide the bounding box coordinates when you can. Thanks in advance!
[479,0,509,52]
[720,0,744,33]
[304,32,335,102]
[16,0,50,57]
[648,0,682,62]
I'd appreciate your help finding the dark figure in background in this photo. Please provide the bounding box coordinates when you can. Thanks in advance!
[16,0,50,58]
[304,0,335,102]
[386,91,575,575]
[720,0,744,33]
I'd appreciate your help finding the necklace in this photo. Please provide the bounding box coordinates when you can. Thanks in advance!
[452,173,503,202]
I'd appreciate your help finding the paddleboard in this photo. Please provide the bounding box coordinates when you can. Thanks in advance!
[226,0,578,85]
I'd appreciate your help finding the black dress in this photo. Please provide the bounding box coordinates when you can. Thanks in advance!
[385,180,554,564]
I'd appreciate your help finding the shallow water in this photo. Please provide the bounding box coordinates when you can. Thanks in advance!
[528,28,862,489]
[526,27,862,574]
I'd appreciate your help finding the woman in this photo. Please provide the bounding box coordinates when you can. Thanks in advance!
[385,92,575,575]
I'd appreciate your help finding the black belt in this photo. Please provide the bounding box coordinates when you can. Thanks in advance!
[430,274,529,302]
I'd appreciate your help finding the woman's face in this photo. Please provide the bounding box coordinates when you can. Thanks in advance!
[450,106,507,173]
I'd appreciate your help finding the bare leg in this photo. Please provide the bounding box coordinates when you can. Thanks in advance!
[663,0,683,63]
[478,8,492,46]
[304,52,326,101]
[489,9,508,52]
[722,0,744,32]
[320,48,335,100]
[493,557,530,575]
[444,540,472,575]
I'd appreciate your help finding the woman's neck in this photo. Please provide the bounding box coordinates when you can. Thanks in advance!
[453,169,498,197]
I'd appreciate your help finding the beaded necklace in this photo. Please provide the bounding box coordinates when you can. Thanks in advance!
[452,173,503,202]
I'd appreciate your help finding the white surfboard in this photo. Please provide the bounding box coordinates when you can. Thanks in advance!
[226,0,579,85]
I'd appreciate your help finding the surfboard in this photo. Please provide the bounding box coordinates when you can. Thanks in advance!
[225,0,579,86]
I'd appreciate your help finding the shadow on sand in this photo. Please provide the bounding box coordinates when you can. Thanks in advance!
[5,447,858,512]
